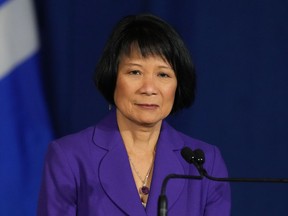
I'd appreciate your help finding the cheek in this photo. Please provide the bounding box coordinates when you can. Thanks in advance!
[114,79,131,105]
[166,84,177,101]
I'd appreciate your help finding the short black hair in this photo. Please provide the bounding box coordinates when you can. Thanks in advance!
[94,14,196,113]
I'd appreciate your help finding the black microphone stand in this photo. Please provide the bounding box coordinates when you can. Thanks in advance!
[158,147,288,216]
[158,174,203,216]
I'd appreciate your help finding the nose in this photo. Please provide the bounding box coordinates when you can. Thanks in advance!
[139,75,158,96]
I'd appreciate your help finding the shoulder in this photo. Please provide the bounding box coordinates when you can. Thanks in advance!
[43,122,110,181]
[178,131,222,160]
[49,111,117,153]
[163,121,218,152]
[163,121,227,175]
[49,126,96,154]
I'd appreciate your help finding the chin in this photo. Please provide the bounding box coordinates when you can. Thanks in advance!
[136,118,163,127]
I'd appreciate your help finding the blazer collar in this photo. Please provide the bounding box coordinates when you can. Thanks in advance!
[93,111,187,215]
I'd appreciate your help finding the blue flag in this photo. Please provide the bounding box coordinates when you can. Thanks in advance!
[0,0,53,215]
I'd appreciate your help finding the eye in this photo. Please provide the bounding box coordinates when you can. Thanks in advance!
[158,72,170,78]
[129,70,141,75]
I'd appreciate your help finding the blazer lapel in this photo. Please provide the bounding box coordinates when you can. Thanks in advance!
[94,112,146,215]
[146,122,186,216]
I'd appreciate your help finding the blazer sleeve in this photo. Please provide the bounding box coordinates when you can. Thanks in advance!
[37,141,77,216]
[204,146,231,216]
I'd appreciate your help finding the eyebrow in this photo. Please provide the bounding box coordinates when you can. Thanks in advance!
[124,63,143,67]
[123,63,172,70]
[158,65,172,69]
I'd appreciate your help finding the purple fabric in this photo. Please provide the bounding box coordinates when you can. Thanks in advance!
[37,111,231,216]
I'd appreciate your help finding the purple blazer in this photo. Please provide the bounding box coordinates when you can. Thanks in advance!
[37,111,230,216]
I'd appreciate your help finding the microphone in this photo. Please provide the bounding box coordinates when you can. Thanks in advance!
[158,147,288,216]
[181,146,288,183]
[180,147,205,175]
[158,148,204,216]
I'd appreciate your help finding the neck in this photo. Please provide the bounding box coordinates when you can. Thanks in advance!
[116,110,161,154]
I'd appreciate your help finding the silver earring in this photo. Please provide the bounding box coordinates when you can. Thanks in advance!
[108,104,112,111]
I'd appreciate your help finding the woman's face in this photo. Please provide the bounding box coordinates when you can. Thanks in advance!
[114,48,177,127]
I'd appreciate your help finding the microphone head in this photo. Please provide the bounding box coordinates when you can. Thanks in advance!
[194,149,205,165]
[181,147,205,166]
[181,147,197,164]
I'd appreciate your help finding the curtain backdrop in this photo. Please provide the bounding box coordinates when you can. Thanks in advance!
[34,0,288,215]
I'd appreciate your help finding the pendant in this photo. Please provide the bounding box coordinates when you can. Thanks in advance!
[140,186,149,195]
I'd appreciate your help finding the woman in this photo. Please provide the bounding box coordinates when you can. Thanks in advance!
[38,14,230,216]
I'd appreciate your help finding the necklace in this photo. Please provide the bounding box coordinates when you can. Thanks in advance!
[129,155,154,195]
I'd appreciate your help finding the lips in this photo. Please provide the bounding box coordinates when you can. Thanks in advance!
[135,103,159,109]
